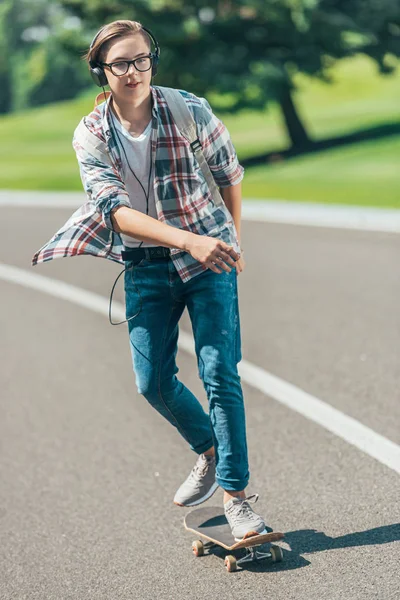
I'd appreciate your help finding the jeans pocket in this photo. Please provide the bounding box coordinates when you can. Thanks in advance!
[125,258,147,269]
[124,260,145,294]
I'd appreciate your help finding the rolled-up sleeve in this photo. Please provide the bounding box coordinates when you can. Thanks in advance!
[196,97,244,188]
[72,136,131,231]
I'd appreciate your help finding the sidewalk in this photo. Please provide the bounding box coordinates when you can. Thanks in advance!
[1,190,399,233]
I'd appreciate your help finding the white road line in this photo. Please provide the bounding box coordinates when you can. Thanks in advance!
[1,191,399,233]
[1,261,399,475]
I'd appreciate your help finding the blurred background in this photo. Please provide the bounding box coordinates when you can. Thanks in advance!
[0,0,398,207]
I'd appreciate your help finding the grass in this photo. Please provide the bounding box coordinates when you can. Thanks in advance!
[0,54,399,207]
[243,136,400,207]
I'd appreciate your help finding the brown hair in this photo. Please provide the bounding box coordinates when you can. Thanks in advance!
[82,20,151,68]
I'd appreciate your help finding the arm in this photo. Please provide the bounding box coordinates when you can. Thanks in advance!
[111,206,192,250]
[196,96,244,190]
[72,134,131,232]
[111,206,238,274]
[220,182,246,274]
[195,95,244,251]
[73,133,192,249]
[219,182,242,246]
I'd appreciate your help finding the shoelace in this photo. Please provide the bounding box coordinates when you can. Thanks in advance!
[189,455,213,481]
[227,493,260,521]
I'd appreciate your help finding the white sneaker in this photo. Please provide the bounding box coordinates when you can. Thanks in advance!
[173,454,219,507]
[224,493,267,541]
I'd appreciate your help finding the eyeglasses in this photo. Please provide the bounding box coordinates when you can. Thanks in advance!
[101,54,153,76]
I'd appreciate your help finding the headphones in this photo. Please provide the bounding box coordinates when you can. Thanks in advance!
[88,25,160,87]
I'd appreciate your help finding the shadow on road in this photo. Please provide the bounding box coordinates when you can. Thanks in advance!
[204,523,400,573]
[285,522,400,554]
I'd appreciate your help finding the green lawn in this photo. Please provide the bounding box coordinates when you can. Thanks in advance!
[0,54,399,207]
[243,136,400,207]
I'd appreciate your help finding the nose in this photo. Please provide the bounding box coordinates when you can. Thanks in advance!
[127,62,139,75]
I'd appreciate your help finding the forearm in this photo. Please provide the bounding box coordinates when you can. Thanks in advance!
[220,182,242,244]
[111,206,194,250]
[111,181,243,252]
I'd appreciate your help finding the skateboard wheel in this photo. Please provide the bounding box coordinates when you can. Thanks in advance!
[224,555,237,572]
[192,540,204,557]
[270,545,283,563]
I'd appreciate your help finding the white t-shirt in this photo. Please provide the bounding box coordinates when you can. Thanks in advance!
[110,109,158,248]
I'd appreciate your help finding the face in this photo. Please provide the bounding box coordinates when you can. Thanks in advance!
[102,33,153,103]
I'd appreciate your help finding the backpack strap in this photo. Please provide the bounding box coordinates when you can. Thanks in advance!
[157,86,224,208]
[74,117,112,165]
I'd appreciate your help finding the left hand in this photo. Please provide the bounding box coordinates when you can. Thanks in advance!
[235,252,246,275]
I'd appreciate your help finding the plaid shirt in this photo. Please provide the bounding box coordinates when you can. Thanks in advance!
[31,85,244,283]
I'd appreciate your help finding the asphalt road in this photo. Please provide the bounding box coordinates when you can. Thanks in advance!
[0,206,399,599]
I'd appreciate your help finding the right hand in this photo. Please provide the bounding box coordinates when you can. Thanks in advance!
[185,234,240,273]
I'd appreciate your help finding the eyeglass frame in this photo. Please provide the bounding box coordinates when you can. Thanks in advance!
[100,54,154,76]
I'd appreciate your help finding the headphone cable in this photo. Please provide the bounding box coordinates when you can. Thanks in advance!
[106,89,154,326]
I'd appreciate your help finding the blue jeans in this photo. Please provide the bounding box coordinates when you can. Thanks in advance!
[123,257,249,492]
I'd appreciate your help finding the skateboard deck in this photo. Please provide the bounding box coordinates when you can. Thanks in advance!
[184,506,285,571]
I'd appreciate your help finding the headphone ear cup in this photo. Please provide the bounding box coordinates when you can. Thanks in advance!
[90,65,108,87]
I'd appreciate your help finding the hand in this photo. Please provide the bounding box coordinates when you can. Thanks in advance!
[185,234,240,274]
[235,253,246,275]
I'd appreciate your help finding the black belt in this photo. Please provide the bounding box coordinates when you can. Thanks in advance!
[121,246,171,262]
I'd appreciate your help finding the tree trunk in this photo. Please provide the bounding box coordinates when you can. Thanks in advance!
[278,83,311,149]
[0,0,14,114]
[0,72,12,114]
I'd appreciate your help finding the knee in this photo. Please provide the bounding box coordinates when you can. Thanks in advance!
[199,348,239,387]
[135,370,158,399]
[136,372,178,402]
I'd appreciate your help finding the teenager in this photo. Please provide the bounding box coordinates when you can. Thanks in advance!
[32,20,267,540]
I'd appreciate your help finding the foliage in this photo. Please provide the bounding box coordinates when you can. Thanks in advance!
[0,0,89,113]
[60,0,400,147]
[1,1,399,148]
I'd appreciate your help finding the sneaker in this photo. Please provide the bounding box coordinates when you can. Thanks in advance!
[224,493,267,541]
[174,453,219,507]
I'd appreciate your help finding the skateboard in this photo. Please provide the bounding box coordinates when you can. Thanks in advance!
[184,506,284,572]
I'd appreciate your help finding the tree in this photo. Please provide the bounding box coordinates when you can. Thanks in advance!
[61,0,400,148]
[0,0,90,114]
[0,0,18,113]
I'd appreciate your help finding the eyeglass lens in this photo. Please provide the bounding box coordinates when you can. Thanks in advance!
[111,56,152,76]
